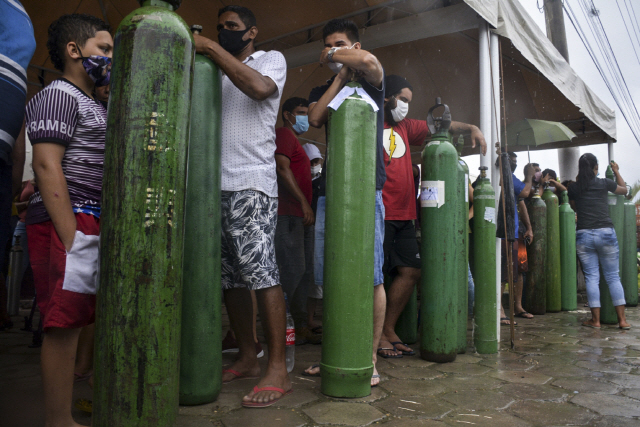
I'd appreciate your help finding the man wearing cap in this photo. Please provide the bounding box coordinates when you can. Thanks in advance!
[274,97,321,345]
[379,75,488,357]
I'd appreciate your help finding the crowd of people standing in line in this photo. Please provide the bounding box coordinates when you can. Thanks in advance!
[0,2,632,426]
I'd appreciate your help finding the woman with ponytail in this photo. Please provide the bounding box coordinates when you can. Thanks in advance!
[567,153,630,329]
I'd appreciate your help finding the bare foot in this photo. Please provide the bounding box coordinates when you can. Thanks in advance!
[242,367,292,405]
[383,330,413,354]
[582,319,601,328]
[619,320,631,329]
[377,338,401,357]
[371,365,380,387]
[222,359,261,383]
[303,364,320,376]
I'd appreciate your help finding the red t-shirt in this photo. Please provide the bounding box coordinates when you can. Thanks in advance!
[275,127,312,217]
[382,119,430,220]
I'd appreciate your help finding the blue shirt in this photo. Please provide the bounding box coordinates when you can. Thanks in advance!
[0,0,36,163]
[512,174,526,236]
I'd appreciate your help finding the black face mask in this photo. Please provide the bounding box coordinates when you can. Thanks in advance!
[510,162,517,173]
[218,28,252,55]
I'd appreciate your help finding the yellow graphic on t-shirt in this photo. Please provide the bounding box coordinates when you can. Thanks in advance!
[383,128,406,159]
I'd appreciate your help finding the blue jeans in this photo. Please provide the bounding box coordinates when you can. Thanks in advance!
[314,190,385,287]
[576,228,626,308]
[468,264,475,317]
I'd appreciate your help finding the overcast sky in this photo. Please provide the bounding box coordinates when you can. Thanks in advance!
[464,0,640,192]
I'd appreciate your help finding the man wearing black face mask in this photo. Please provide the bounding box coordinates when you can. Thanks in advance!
[193,5,290,408]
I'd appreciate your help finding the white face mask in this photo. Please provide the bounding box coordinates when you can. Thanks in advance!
[327,44,354,74]
[311,164,322,176]
[391,99,409,122]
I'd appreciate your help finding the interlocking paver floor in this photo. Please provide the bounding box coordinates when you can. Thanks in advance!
[2,304,640,426]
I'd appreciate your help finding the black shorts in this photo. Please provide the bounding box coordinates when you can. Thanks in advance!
[383,220,421,276]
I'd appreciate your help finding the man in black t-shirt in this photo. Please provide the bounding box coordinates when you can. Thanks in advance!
[304,18,386,387]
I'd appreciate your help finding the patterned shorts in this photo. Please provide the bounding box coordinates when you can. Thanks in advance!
[221,190,280,291]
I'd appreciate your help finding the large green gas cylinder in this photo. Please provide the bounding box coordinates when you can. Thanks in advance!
[420,99,460,363]
[455,136,469,354]
[179,25,222,406]
[472,167,497,354]
[542,186,561,313]
[559,191,577,311]
[599,165,624,323]
[94,1,194,425]
[322,81,376,397]
[623,197,638,307]
[395,285,418,344]
[523,187,546,315]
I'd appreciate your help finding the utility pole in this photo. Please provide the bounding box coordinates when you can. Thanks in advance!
[544,0,580,181]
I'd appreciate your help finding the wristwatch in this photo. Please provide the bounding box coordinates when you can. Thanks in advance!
[327,47,339,63]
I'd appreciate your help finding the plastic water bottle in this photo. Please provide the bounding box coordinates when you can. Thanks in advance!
[285,295,295,373]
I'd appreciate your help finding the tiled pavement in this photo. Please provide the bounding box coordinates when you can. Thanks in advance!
[2,306,640,426]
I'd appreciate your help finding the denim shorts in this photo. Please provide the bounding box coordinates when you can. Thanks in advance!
[314,190,385,287]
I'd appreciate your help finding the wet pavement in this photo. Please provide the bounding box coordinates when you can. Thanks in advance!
[2,305,640,426]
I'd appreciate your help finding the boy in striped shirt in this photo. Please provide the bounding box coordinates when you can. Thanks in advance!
[25,14,111,427]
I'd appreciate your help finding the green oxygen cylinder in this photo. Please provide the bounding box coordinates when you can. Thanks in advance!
[542,185,561,312]
[179,25,222,405]
[384,275,418,345]
[472,167,497,354]
[93,1,193,425]
[455,135,469,354]
[599,165,624,323]
[321,81,376,398]
[559,191,577,311]
[419,98,460,363]
[395,285,418,344]
[623,196,638,306]
[523,186,547,315]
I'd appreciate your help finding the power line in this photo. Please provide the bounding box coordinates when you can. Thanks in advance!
[615,0,640,65]
[563,0,640,146]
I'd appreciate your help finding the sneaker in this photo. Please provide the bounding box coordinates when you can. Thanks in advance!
[222,330,239,353]
[295,326,322,345]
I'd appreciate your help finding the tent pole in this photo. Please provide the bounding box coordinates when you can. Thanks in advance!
[608,141,614,163]
[490,31,501,346]
[479,20,492,172]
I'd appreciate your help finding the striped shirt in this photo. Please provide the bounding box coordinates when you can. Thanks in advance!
[0,0,36,163]
[25,79,107,224]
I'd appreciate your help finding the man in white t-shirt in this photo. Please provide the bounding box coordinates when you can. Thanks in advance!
[194,5,290,408]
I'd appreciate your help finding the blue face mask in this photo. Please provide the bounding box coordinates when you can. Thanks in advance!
[290,115,309,134]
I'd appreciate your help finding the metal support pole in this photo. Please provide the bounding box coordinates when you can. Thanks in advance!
[490,32,501,343]
[479,20,492,171]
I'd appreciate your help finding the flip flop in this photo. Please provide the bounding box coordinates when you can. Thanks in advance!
[371,374,380,388]
[500,317,517,326]
[581,322,601,329]
[515,311,533,319]
[390,341,415,356]
[302,364,320,377]
[241,386,293,408]
[619,325,631,330]
[377,347,402,359]
[222,368,260,384]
